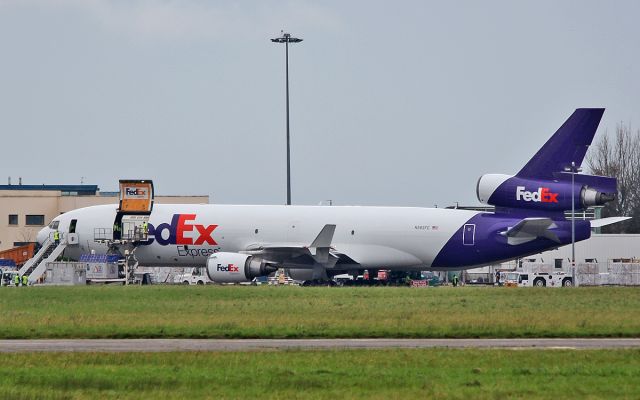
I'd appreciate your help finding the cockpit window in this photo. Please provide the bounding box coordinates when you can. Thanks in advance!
[48,221,59,230]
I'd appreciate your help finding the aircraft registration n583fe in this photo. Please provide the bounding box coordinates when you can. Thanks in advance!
[37,109,624,283]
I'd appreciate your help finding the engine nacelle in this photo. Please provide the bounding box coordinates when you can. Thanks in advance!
[476,174,513,204]
[477,173,616,211]
[206,252,277,283]
[581,187,616,207]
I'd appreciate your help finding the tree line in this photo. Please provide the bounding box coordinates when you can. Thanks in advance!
[587,123,640,233]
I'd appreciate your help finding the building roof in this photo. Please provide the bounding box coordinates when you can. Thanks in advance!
[0,185,99,195]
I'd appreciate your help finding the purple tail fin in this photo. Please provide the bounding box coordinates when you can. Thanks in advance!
[517,108,605,179]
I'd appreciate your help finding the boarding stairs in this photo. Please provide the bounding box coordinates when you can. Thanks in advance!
[19,237,68,284]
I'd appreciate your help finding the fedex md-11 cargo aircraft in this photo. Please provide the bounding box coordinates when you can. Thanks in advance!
[37,109,625,284]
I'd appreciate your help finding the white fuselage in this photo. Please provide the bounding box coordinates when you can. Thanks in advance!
[38,204,480,270]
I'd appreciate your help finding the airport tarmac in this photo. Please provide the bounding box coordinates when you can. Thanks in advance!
[0,338,639,352]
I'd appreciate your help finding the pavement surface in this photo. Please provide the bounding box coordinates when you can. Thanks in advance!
[0,338,639,352]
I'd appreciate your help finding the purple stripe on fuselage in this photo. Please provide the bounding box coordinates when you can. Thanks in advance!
[431,213,590,269]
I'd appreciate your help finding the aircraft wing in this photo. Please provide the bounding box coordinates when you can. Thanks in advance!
[500,218,560,245]
[242,224,355,268]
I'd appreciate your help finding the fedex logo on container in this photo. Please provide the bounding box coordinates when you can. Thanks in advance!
[147,214,218,246]
[124,187,148,199]
[515,186,559,203]
[126,188,146,196]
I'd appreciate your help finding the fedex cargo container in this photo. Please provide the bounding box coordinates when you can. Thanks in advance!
[0,244,35,266]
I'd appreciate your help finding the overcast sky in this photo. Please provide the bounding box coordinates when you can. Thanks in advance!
[1,0,638,207]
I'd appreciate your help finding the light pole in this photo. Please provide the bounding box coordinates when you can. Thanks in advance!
[271,31,303,206]
[565,161,582,287]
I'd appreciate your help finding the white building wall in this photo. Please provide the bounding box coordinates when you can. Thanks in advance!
[529,234,640,264]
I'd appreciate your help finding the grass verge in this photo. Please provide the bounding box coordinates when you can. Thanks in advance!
[0,349,639,399]
[0,285,639,338]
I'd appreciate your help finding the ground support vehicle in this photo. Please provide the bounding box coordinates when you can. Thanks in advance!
[504,271,573,287]
[0,270,18,286]
[175,267,211,285]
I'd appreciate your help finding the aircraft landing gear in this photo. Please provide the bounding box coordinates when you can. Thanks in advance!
[302,279,337,287]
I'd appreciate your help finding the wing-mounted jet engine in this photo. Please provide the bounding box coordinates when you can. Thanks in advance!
[206,224,339,283]
[206,252,277,283]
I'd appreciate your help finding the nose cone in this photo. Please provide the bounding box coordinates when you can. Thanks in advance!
[36,227,50,245]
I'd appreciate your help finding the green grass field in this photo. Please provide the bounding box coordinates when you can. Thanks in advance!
[0,349,638,399]
[0,285,639,339]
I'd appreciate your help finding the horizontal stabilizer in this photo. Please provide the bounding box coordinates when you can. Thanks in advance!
[590,217,631,228]
[500,218,560,245]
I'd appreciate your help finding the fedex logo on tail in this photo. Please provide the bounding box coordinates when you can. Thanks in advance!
[516,186,559,203]
[147,214,218,246]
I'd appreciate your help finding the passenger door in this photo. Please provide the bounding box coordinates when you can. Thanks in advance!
[463,224,475,246]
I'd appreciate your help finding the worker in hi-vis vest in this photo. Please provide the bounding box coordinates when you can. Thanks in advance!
[22,274,28,286]
[14,274,20,287]
[53,230,60,245]
[113,222,121,240]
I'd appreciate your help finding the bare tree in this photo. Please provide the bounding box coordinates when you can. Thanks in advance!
[587,123,640,233]
[16,228,34,244]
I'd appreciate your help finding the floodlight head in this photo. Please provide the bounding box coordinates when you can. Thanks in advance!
[271,32,303,43]
[564,162,582,173]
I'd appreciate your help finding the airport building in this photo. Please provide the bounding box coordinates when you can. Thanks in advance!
[0,183,208,252]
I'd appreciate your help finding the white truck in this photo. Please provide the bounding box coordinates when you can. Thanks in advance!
[175,267,211,285]
[1,270,19,286]
[504,271,573,287]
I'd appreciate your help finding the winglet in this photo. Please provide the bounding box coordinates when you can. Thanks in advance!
[310,224,336,248]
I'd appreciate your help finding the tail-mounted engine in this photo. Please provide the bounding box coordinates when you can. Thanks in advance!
[206,252,277,283]
[477,173,616,212]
